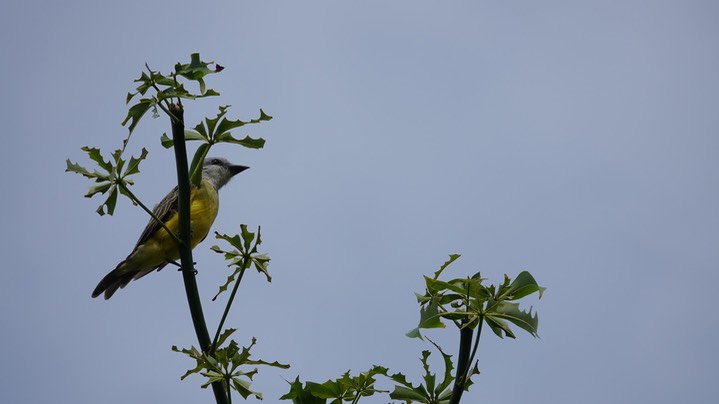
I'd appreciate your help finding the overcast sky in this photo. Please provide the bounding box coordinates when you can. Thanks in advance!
[1,1,718,403]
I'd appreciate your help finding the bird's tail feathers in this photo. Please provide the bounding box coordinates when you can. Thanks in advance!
[92,260,168,300]
[91,264,136,300]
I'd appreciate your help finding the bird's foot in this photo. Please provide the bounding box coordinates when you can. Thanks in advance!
[167,260,198,274]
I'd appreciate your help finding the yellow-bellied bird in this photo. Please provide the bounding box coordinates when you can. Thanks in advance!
[92,157,248,299]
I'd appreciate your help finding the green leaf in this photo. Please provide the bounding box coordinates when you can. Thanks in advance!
[211,260,244,301]
[433,254,461,280]
[82,146,113,173]
[185,130,208,141]
[157,83,193,101]
[240,224,255,252]
[189,143,210,187]
[233,377,261,400]
[307,381,345,400]
[421,351,437,395]
[215,107,273,134]
[407,296,446,339]
[204,106,229,140]
[484,315,517,339]
[389,385,428,402]
[160,130,207,148]
[122,147,148,177]
[258,108,272,121]
[216,133,266,149]
[214,114,246,134]
[97,192,117,216]
[122,98,154,135]
[65,159,94,177]
[174,53,217,81]
[426,338,455,393]
[383,342,458,403]
[85,182,113,198]
[486,301,540,337]
[132,70,153,96]
[215,328,237,349]
[251,253,272,282]
[160,133,173,148]
[497,270,546,301]
[425,277,469,297]
[173,53,222,96]
[280,377,327,403]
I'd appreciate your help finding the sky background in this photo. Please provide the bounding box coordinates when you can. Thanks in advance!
[1,1,718,403]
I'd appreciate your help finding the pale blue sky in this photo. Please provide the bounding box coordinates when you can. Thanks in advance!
[1,1,718,403]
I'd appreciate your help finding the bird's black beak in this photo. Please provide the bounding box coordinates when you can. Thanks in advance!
[229,165,249,176]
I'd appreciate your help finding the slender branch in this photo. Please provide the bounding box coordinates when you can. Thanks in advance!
[156,99,176,122]
[116,181,182,247]
[211,263,248,353]
[169,102,228,404]
[144,65,179,123]
[465,316,483,378]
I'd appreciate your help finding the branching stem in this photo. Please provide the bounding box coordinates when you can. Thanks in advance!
[466,316,483,378]
[168,103,228,404]
[211,260,248,353]
[450,322,474,404]
[449,279,476,404]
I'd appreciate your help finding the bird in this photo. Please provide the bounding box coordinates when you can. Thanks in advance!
[92,157,249,299]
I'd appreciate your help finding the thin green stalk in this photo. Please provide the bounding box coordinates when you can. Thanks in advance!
[156,100,175,121]
[169,102,228,404]
[465,316,483,379]
[116,182,182,247]
[211,259,249,353]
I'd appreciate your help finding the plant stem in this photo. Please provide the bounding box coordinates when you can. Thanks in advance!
[465,316,483,377]
[211,263,247,353]
[169,103,228,404]
[450,280,476,404]
[116,182,182,247]
[449,322,474,404]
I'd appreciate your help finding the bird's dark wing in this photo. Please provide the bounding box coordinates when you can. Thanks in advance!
[133,185,180,248]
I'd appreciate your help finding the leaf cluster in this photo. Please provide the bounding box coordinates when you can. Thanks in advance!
[65,147,148,215]
[281,257,544,404]
[194,224,279,402]
[281,366,388,404]
[173,329,289,401]
[384,340,468,404]
[123,53,222,136]
[408,255,545,340]
[279,344,468,404]
[211,224,271,301]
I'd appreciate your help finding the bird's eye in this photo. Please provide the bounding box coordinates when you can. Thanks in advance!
[211,158,220,165]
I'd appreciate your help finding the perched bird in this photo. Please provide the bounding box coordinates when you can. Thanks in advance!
[92,157,248,299]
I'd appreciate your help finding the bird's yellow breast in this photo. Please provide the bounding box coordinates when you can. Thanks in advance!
[188,179,220,247]
[137,180,220,265]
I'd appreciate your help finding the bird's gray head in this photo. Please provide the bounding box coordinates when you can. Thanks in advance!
[202,157,249,190]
